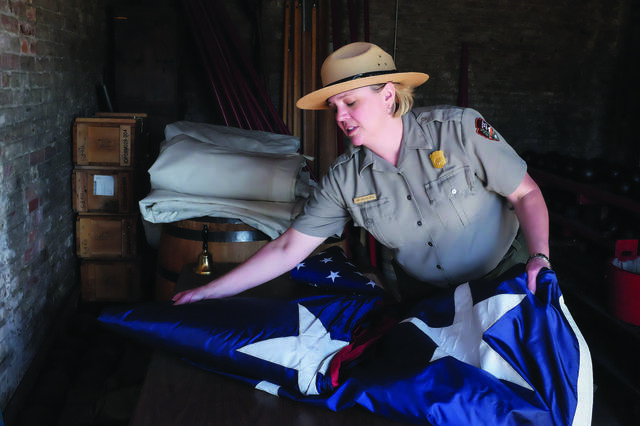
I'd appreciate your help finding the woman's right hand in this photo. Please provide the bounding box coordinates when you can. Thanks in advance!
[170,227,326,306]
[172,284,216,305]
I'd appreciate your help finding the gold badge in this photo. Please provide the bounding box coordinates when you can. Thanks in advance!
[430,150,447,168]
[353,194,377,204]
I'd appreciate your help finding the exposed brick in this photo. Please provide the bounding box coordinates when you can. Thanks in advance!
[0,30,18,54]
[19,22,35,37]
[0,88,12,106]
[26,5,36,22]
[19,53,35,71]
[1,0,109,407]
[28,198,38,212]
[26,274,37,288]
[0,53,20,70]
[29,148,44,165]
[45,145,56,160]
[0,14,19,33]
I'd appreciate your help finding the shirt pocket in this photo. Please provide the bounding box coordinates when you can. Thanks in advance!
[347,196,397,247]
[424,166,478,230]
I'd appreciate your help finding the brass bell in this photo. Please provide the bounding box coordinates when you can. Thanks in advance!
[193,224,214,275]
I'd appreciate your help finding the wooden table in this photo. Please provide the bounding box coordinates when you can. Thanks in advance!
[130,265,412,426]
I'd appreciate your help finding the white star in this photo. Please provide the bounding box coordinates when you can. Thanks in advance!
[320,257,333,264]
[295,262,306,270]
[401,283,532,390]
[236,304,349,395]
[255,381,280,396]
[327,271,340,282]
[366,280,376,288]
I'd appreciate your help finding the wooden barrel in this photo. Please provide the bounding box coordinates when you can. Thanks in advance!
[156,217,271,300]
[155,217,348,300]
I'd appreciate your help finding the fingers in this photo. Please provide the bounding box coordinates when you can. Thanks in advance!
[172,290,198,305]
[527,274,537,294]
[171,293,186,305]
[525,262,541,294]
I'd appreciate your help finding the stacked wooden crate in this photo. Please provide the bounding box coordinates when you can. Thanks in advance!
[72,114,148,302]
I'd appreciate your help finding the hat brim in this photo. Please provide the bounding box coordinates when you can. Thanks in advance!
[296,72,429,110]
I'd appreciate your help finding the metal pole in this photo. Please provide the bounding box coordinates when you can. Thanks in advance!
[393,0,399,61]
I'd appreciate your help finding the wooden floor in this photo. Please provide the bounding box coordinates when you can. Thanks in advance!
[131,350,411,426]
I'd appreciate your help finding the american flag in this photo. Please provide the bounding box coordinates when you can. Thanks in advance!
[291,246,385,295]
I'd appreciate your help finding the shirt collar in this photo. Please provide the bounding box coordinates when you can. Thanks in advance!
[356,111,432,174]
[402,110,433,150]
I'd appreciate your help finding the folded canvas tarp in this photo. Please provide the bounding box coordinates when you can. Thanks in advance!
[149,134,313,203]
[139,122,313,247]
[164,121,301,155]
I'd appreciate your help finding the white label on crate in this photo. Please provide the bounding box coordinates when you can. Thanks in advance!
[93,175,115,196]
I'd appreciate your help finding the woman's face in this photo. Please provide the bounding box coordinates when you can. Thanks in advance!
[327,84,392,147]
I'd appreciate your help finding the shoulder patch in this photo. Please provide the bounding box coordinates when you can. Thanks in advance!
[475,117,500,141]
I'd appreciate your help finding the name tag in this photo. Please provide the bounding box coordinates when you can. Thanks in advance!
[353,194,377,204]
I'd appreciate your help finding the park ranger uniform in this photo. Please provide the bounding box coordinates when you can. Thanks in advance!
[293,105,527,296]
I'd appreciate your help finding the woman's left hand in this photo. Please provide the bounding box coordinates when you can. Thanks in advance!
[525,256,551,294]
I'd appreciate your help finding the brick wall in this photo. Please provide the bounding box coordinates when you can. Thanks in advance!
[0,0,107,410]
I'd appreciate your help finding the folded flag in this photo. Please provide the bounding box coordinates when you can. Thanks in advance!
[323,268,593,425]
[99,293,385,397]
[291,246,384,295]
[99,265,592,425]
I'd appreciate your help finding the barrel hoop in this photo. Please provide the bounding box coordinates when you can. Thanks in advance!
[163,224,270,243]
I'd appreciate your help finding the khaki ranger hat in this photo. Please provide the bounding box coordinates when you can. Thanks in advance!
[296,42,429,110]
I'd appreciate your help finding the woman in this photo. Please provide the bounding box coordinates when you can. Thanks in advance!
[173,42,550,305]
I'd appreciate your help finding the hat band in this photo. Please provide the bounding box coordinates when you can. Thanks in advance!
[325,69,398,88]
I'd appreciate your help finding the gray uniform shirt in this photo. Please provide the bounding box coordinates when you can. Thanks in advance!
[293,106,527,287]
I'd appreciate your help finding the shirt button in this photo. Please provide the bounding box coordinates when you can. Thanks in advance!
[427,241,433,247]
[417,220,422,226]
[407,195,412,200]
[436,264,443,270]
[451,188,457,195]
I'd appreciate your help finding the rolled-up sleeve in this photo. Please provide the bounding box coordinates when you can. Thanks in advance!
[292,170,351,238]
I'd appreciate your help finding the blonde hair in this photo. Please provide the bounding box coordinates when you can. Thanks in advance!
[370,83,415,117]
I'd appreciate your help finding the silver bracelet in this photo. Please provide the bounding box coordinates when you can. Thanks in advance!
[527,253,551,267]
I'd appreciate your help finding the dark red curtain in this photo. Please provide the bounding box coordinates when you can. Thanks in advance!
[182,0,290,134]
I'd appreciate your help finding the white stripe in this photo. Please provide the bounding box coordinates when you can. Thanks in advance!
[559,295,593,426]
